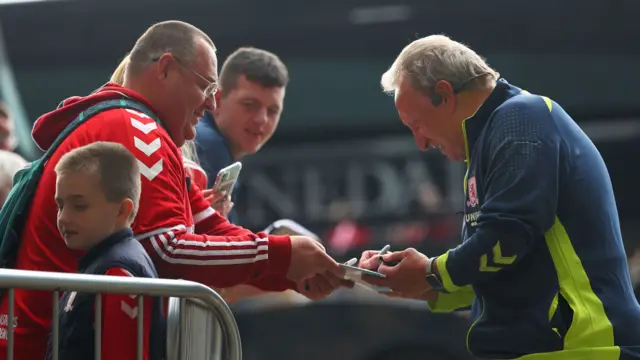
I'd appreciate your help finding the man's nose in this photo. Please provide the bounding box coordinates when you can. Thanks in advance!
[252,108,268,126]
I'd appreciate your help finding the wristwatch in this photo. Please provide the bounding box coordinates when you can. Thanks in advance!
[425,257,446,292]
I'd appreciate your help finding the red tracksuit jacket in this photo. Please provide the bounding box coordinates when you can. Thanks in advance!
[0,84,295,360]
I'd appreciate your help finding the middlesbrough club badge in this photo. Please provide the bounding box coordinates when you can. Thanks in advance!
[467,176,478,207]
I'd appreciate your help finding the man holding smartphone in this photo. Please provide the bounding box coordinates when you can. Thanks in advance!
[195,47,288,224]
[194,48,342,301]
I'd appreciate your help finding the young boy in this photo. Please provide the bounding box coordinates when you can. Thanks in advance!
[45,142,164,360]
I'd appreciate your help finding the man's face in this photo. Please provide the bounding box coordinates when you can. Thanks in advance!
[394,76,465,161]
[214,75,285,158]
[0,106,16,151]
[157,38,218,147]
[55,171,126,250]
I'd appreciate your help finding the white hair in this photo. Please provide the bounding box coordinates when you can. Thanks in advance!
[380,35,499,96]
[0,150,26,206]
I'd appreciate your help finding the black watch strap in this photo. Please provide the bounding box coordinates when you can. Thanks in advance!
[425,257,447,293]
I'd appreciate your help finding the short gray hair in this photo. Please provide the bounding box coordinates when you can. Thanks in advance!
[127,20,216,76]
[381,35,499,96]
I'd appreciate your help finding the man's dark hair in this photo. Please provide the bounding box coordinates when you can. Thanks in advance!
[219,47,289,95]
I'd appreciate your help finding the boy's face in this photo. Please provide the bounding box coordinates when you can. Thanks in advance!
[55,171,132,251]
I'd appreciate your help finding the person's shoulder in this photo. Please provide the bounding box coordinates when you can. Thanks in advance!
[494,92,556,121]
[488,94,557,141]
[90,108,181,167]
[88,107,163,132]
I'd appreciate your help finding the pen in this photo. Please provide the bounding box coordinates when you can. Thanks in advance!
[378,244,398,266]
[343,258,358,266]
[378,244,390,263]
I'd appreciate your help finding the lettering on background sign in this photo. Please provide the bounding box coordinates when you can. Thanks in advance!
[241,157,448,225]
[0,314,19,340]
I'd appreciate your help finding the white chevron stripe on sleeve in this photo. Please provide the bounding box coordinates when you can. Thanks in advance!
[120,301,138,319]
[134,137,161,157]
[130,118,157,135]
[138,159,163,181]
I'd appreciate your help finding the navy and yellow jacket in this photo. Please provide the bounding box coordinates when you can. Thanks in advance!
[429,79,640,359]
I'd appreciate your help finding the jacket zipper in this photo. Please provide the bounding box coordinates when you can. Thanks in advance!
[465,295,485,356]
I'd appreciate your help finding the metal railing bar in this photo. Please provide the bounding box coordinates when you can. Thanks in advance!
[95,294,102,360]
[51,291,59,360]
[0,269,241,360]
[7,288,13,360]
[137,295,143,360]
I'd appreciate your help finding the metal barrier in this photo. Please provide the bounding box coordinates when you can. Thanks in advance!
[0,269,242,360]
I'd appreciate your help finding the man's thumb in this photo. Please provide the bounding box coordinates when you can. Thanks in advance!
[319,253,341,273]
[381,251,404,263]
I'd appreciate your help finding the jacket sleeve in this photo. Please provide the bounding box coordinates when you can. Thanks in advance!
[100,268,153,360]
[436,97,560,293]
[190,181,296,291]
[427,285,475,313]
[92,109,292,289]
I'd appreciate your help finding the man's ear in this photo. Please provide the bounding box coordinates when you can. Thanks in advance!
[154,53,174,80]
[432,80,455,105]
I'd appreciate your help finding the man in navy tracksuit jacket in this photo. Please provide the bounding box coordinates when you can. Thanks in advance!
[361,35,640,359]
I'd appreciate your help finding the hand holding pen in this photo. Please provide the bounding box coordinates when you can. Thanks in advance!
[356,244,395,271]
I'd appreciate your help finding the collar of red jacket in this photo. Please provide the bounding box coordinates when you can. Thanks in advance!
[31,82,159,151]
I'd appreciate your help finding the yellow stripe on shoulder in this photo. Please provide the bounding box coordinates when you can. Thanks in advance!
[519,89,553,112]
[541,96,553,112]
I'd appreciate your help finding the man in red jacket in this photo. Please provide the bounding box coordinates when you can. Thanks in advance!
[0,20,346,359]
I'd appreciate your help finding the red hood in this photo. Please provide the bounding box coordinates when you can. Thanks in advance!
[32,83,159,151]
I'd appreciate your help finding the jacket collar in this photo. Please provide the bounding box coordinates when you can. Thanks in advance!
[201,111,235,161]
[78,228,134,272]
[461,78,523,162]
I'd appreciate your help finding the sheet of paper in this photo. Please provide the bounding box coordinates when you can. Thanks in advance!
[340,264,391,293]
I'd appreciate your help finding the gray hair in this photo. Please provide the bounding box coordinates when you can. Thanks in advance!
[381,35,499,97]
[127,20,216,76]
[0,150,26,206]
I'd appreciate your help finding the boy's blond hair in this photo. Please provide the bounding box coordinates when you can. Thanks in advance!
[55,142,141,221]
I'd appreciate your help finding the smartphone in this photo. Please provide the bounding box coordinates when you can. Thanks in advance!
[212,162,242,196]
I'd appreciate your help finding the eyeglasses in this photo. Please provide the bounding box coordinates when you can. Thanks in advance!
[153,54,219,97]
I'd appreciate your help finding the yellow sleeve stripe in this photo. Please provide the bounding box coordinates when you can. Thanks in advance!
[436,251,460,293]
